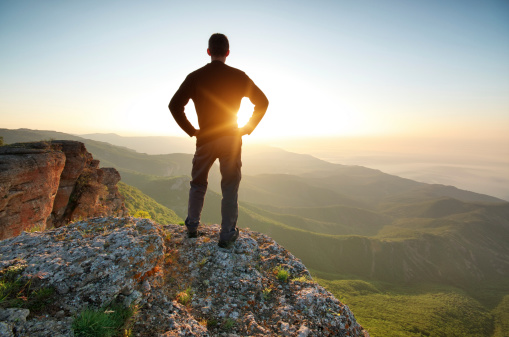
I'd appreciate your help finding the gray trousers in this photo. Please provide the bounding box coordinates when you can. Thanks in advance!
[185,135,242,241]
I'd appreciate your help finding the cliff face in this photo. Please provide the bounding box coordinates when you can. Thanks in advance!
[0,142,66,239]
[0,141,126,240]
[48,140,126,228]
[0,217,369,337]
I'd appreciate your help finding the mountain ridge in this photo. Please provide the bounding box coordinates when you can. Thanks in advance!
[2,128,504,204]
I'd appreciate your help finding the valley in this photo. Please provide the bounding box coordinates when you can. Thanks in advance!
[1,128,508,336]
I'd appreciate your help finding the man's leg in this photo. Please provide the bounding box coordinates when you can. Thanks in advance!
[186,143,216,233]
[217,136,242,241]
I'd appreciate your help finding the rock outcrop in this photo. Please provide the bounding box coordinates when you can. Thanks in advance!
[48,140,126,227]
[0,142,66,239]
[0,141,126,240]
[0,217,369,336]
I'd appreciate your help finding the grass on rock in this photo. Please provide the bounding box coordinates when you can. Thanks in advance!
[0,263,55,313]
[72,303,137,337]
[274,265,290,282]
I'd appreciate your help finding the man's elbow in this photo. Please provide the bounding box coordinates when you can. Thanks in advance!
[262,98,269,111]
[257,95,269,111]
[168,99,180,116]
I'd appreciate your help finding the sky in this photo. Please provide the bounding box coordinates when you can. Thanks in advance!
[1,0,508,140]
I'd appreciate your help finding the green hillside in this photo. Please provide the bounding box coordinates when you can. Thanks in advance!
[240,144,340,175]
[382,196,507,218]
[240,174,367,208]
[314,273,496,337]
[242,203,390,236]
[117,182,182,224]
[302,166,503,206]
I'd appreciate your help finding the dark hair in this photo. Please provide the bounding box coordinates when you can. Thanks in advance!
[208,33,229,57]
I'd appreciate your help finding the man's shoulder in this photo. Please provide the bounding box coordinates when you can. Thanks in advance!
[221,63,247,75]
[190,62,247,77]
[187,64,209,77]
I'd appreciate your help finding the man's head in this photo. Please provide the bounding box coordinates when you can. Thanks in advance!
[208,33,230,60]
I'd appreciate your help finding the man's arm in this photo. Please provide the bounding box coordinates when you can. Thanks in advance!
[169,76,197,137]
[241,77,269,136]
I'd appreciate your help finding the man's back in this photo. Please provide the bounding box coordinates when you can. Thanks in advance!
[169,60,267,145]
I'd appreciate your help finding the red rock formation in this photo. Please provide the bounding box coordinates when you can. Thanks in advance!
[48,140,126,227]
[0,142,65,239]
[0,141,126,240]
[49,141,94,226]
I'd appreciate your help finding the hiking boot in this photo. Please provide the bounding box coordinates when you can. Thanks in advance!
[186,221,203,238]
[218,228,239,248]
[187,230,200,238]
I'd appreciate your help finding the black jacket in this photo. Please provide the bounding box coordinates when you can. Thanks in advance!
[169,60,268,145]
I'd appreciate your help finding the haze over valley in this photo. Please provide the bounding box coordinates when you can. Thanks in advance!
[78,132,509,202]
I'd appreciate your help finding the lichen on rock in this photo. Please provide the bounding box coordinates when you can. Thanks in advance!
[0,216,369,336]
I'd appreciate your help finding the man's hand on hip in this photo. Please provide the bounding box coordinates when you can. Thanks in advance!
[239,127,249,136]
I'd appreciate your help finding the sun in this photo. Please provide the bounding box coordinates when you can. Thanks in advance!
[236,97,284,140]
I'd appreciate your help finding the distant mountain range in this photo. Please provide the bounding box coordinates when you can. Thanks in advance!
[2,128,508,336]
[79,132,196,154]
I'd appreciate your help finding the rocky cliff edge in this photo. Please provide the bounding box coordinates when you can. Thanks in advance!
[0,216,369,336]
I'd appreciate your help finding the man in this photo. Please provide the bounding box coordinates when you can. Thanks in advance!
[169,33,268,248]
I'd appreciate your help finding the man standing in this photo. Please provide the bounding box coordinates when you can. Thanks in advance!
[169,33,268,248]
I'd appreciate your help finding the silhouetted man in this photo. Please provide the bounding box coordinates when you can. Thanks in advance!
[169,33,268,248]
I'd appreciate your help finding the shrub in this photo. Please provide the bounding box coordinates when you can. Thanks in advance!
[222,318,235,330]
[26,224,45,233]
[207,318,219,329]
[133,210,151,219]
[176,288,192,306]
[292,275,313,284]
[262,287,272,300]
[274,265,290,282]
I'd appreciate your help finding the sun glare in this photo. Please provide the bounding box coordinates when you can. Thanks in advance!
[237,97,254,129]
